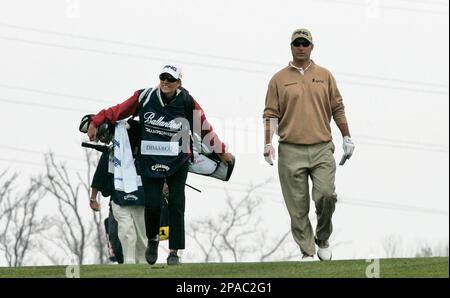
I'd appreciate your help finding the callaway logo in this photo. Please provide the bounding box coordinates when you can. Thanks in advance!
[143,112,182,130]
[151,164,170,171]
[123,194,139,201]
[312,78,325,83]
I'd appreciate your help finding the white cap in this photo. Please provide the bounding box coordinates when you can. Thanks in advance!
[160,64,182,80]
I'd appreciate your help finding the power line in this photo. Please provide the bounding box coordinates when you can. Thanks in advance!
[396,0,449,6]
[222,180,447,214]
[357,141,448,152]
[1,94,447,155]
[356,134,449,150]
[1,95,447,155]
[0,30,447,155]
[215,122,449,153]
[0,97,91,113]
[0,145,85,162]
[0,35,269,75]
[0,157,87,173]
[337,133,448,152]
[1,35,446,97]
[1,86,447,154]
[339,197,449,216]
[356,140,449,153]
[340,80,448,95]
[0,21,278,68]
[336,71,448,89]
[0,157,48,169]
[0,21,447,90]
[315,0,449,15]
[0,83,113,104]
[381,3,449,14]
[196,182,449,216]
[222,122,449,152]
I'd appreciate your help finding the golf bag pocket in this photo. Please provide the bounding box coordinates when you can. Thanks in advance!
[188,151,217,175]
[188,151,235,181]
[111,183,145,206]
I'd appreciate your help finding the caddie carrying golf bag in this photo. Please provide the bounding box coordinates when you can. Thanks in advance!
[80,114,171,242]
[137,87,236,182]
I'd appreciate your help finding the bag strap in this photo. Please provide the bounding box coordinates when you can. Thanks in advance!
[182,92,195,162]
[138,88,153,109]
[132,87,154,118]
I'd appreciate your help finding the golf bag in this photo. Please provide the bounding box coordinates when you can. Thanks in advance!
[104,206,124,264]
[137,87,235,182]
[188,143,235,181]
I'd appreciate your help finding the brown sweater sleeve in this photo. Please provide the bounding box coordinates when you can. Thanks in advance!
[263,77,281,119]
[329,73,348,125]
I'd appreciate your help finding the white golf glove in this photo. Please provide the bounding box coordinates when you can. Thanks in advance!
[263,144,275,166]
[343,136,355,159]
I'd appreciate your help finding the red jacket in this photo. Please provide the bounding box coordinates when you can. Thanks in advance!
[91,89,227,153]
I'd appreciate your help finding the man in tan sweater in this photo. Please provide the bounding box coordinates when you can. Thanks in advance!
[263,28,355,261]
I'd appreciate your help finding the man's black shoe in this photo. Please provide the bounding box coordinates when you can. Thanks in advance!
[167,252,180,265]
[145,239,159,265]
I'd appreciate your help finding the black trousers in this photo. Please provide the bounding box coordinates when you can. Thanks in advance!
[106,204,123,264]
[142,162,189,250]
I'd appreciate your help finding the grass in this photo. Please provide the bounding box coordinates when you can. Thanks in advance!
[0,257,447,278]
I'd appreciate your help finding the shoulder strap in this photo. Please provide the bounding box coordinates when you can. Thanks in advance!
[183,93,195,134]
[138,88,154,110]
[181,89,195,162]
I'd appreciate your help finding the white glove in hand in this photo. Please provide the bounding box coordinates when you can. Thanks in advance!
[343,136,355,159]
[263,144,275,166]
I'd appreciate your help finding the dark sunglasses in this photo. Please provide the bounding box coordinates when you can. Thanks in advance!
[291,40,311,48]
[159,74,178,83]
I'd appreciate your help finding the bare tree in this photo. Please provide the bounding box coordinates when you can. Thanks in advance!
[0,171,18,216]
[78,149,108,264]
[415,246,433,258]
[382,235,403,258]
[0,172,48,266]
[441,243,449,257]
[186,179,298,262]
[188,219,224,262]
[187,182,263,262]
[35,151,107,265]
[258,229,293,262]
[415,242,449,258]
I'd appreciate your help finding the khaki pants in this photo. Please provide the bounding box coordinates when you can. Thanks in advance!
[111,201,148,264]
[278,141,337,256]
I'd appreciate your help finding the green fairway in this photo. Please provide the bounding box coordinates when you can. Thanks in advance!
[0,257,448,278]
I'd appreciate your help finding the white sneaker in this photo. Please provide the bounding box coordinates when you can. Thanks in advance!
[317,247,332,261]
[301,255,315,262]
[315,237,332,261]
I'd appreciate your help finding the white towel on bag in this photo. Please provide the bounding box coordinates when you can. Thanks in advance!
[113,120,138,193]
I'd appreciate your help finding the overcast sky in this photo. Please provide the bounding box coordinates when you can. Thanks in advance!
[0,0,448,264]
